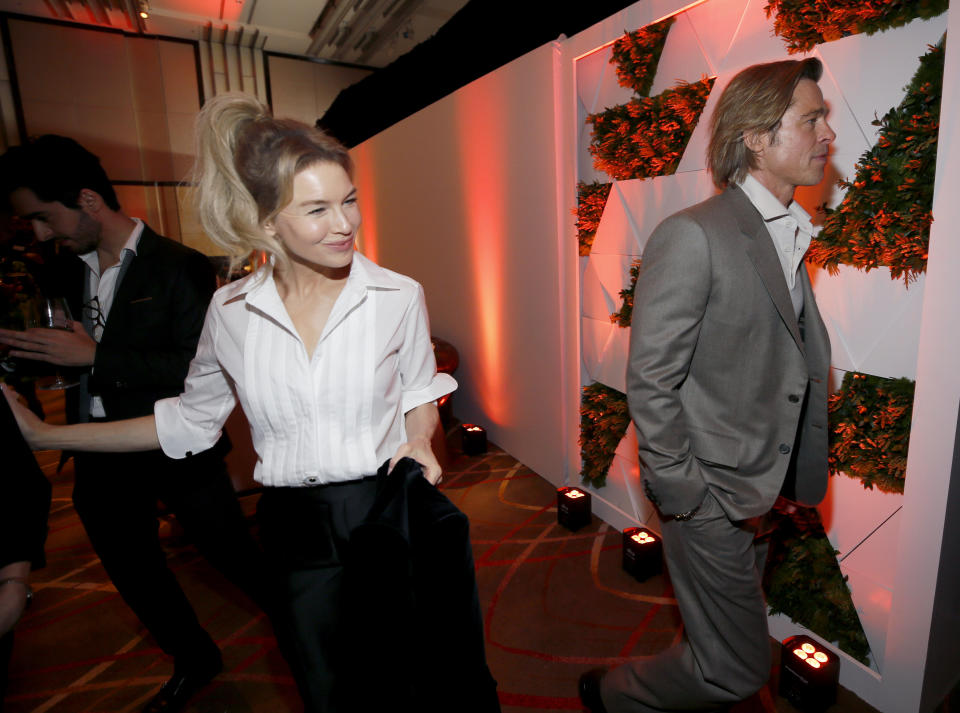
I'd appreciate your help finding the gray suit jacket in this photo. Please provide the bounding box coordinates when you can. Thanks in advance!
[626,185,831,521]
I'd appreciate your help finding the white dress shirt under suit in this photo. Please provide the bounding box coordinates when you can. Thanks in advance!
[738,173,814,319]
[155,251,456,486]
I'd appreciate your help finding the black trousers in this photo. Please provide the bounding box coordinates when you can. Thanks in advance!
[72,447,269,673]
[257,477,379,713]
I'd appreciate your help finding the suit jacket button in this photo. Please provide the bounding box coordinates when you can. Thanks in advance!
[788,394,800,403]
[779,443,791,454]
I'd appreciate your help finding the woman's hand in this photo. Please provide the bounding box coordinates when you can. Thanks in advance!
[389,436,442,485]
[1,383,49,449]
[392,402,443,485]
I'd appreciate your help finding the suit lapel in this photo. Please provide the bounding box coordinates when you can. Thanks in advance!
[728,187,804,354]
[104,226,155,336]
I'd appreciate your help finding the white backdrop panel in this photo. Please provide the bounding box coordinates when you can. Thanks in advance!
[581,253,632,322]
[822,473,903,572]
[717,0,807,72]
[683,0,751,77]
[812,266,925,379]
[592,171,717,256]
[647,10,714,97]
[591,181,648,256]
[841,561,896,673]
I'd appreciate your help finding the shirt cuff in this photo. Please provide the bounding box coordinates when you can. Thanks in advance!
[154,396,222,459]
[402,372,457,414]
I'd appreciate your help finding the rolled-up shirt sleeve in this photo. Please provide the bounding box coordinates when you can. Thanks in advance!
[155,305,237,458]
[399,285,457,414]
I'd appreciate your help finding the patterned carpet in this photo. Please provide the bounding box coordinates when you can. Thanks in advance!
[4,420,882,713]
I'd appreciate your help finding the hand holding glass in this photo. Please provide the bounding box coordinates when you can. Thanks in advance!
[28,297,80,390]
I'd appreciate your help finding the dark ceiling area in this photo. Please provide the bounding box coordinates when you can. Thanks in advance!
[318,0,641,147]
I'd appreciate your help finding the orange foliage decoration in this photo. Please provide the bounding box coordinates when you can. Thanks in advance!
[827,371,914,494]
[609,18,674,97]
[807,40,943,283]
[586,77,715,181]
[765,0,947,54]
[575,181,612,256]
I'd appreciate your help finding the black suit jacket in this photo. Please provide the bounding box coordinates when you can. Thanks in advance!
[55,225,217,423]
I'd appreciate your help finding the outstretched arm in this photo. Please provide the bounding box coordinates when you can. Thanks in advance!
[1,384,159,452]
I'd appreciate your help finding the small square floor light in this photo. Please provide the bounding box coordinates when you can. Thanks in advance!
[461,423,487,455]
[621,527,663,581]
[557,487,592,531]
[779,635,839,712]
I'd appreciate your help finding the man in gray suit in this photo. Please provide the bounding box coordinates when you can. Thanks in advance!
[580,58,835,712]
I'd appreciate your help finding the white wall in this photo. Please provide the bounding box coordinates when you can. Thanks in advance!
[351,41,578,484]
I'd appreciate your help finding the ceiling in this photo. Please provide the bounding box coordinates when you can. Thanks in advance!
[0,0,471,67]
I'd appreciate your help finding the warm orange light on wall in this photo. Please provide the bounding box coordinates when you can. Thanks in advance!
[351,144,380,264]
[453,82,508,425]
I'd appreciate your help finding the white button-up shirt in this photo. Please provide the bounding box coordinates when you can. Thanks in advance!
[155,252,456,487]
[79,219,144,417]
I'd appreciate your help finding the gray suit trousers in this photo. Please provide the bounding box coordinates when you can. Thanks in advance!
[601,492,770,712]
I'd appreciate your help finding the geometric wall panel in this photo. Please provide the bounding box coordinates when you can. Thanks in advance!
[581,315,617,385]
[812,266,925,379]
[647,10,714,97]
[682,0,751,76]
[717,0,805,72]
[581,254,629,322]
[842,564,894,672]
[591,171,717,257]
[821,472,904,567]
[581,315,630,393]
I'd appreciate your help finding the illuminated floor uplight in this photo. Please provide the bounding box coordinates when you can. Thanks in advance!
[557,487,591,531]
[621,527,663,581]
[780,634,839,711]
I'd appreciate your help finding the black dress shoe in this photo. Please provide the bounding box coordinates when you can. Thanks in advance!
[578,667,608,713]
[142,660,223,713]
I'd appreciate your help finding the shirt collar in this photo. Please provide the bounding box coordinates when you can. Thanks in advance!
[78,218,144,275]
[243,251,399,328]
[738,174,814,234]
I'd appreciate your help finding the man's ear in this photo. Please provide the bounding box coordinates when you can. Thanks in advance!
[742,130,766,156]
[78,189,104,214]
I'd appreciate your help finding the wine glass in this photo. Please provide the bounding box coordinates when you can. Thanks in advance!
[28,296,80,390]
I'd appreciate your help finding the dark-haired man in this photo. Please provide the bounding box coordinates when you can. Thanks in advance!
[580,59,834,712]
[0,136,266,713]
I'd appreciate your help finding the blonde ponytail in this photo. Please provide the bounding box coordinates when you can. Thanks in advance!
[191,93,353,274]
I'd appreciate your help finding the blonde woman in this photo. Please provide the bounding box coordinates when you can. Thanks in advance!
[3,94,466,711]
